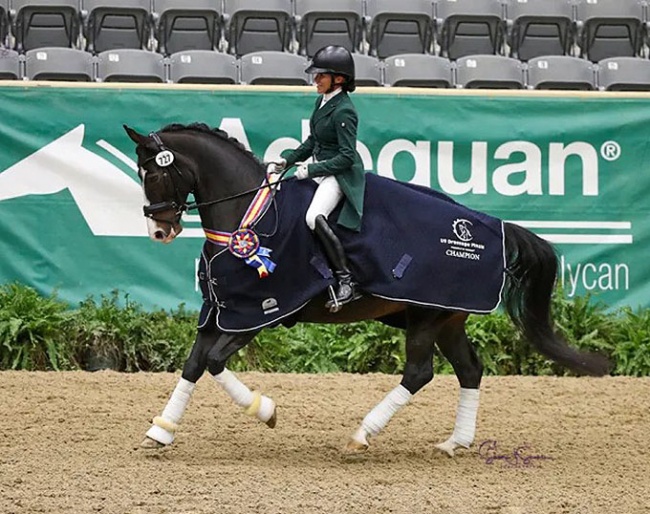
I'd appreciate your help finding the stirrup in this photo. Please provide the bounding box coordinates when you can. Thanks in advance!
[325,283,361,313]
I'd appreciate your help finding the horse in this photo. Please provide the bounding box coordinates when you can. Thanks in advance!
[123,122,610,457]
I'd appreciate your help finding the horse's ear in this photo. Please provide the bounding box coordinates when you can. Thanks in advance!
[123,125,147,145]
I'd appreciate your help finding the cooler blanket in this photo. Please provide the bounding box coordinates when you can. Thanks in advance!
[198,173,506,332]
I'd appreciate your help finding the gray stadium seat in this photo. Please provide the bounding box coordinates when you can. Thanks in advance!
[0,48,20,79]
[295,0,364,57]
[575,0,645,62]
[0,0,9,48]
[456,54,524,89]
[527,55,595,90]
[153,0,221,56]
[435,0,505,60]
[352,53,382,86]
[12,0,80,52]
[240,51,309,85]
[366,0,434,58]
[97,49,164,82]
[384,53,452,88]
[506,0,575,61]
[83,0,152,54]
[169,50,237,84]
[598,57,650,91]
[25,47,94,81]
[223,0,292,57]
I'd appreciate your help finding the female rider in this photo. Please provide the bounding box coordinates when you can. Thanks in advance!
[275,45,366,312]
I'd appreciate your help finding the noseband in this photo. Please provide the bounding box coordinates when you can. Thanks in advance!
[141,132,188,222]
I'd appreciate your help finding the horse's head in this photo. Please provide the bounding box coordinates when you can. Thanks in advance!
[124,125,196,243]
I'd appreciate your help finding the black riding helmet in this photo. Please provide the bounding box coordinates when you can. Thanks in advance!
[305,45,356,92]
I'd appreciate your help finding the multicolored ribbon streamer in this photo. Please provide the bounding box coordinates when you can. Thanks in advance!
[203,178,276,278]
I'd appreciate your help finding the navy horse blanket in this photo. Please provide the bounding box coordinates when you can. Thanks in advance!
[198,173,506,332]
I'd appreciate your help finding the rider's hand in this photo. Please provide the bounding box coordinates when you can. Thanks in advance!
[274,158,287,173]
[295,163,309,180]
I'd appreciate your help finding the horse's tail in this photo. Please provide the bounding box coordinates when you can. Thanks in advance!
[502,222,610,376]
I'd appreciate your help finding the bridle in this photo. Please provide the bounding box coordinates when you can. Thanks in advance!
[139,131,294,224]
[140,131,189,223]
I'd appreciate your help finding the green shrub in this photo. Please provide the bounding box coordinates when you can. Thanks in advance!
[0,283,75,370]
[1,282,649,376]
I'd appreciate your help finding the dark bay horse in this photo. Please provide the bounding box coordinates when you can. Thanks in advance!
[123,123,609,456]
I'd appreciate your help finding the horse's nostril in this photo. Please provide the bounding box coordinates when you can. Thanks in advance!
[154,230,165,240]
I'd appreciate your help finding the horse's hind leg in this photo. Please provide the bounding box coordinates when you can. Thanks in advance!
[433,313,483,457]
[346,307,444,453]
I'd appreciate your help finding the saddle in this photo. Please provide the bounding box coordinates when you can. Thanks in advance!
[198,174,506,333]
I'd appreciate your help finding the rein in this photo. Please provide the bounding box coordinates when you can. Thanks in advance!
[141,130,294,216]
[184,169,293,212]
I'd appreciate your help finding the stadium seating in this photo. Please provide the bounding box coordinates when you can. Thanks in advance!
[5,0,650,88]
[456,54,524,89]
[435,0,505,60]
[0,0,9,48]
[0,48,20,79]
[25,47,94,80]
[352,53,382,86]
[506,0,575,61]
[152,0,221,56]
[575,0,645,62]
[12,0,80,52]
[240,51,309,85]
[384,53,452,87]
[295,0,364,57]
[169,50,238,84]
[96,48,165,82]
[598,57,650,91]
[366,0,434,59]
[223,0,293,57]
[83,0,152,54]
[527,55,596,90]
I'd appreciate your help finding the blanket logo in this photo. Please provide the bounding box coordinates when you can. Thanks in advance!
[440,219,485,262]
[453,219,473,241]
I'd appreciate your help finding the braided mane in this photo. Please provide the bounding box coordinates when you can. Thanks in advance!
[160,122,264,168]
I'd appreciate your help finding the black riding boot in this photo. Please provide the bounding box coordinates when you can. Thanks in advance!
[314,215,361,312]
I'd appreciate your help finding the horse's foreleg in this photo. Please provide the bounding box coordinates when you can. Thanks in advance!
[434,313,483,457]
[346,307,440,454]
[212,368,277,427]
[142,328,216,448]
[207,333,277,428]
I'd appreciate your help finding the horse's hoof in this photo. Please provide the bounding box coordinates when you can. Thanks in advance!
[140,436,165,449]
[343,439,369,455]
[435,438,464,458]
[265,408,277,429]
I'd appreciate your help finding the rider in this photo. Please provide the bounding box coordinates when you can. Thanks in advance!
[275,45,366,312]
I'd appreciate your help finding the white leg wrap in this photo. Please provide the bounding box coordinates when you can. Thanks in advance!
[360,384,412,439]
[146,378,196,445]
[212,368,254,407]
[213,368,275,423]
[451,387,480,448]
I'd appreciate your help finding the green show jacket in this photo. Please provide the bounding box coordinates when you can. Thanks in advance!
[283,91,366,231]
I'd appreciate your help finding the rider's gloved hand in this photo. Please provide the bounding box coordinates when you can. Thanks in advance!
[294,163,309,180]
[274,158,287,172]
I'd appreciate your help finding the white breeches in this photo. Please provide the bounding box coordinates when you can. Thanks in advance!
[305,175,344,230]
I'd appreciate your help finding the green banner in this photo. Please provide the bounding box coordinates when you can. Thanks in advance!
[0,84,648,310]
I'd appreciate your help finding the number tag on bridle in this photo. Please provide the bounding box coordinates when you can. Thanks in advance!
[155,150,174,167]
